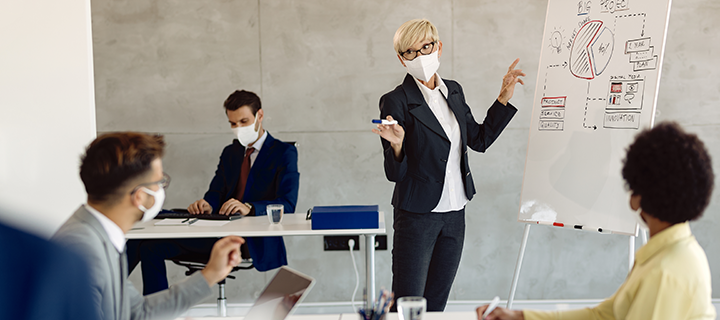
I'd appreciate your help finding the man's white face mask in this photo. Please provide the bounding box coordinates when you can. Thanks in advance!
[138,187,165,222]
[404,50,440,82]
[232,117,259,147]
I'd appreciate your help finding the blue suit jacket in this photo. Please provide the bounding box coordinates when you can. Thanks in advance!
[0,220,96,320]
[203,132,299,271]
[379,74,517,213]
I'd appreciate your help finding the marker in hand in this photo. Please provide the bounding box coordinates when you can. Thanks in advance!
[372,119,398,125]
[482,296,501,320]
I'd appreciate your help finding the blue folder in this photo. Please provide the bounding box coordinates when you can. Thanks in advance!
[311,205,379,230]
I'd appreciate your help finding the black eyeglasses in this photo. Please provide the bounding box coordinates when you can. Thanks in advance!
[131,172,171,194]
[400,41,436,61]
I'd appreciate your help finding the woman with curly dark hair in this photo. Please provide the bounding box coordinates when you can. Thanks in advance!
[477,121,716,320]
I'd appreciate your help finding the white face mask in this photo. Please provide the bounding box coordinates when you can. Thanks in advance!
[138,187,165,222]
[404,49,440,82]
[635,208,649,231]
[231,117,259,147]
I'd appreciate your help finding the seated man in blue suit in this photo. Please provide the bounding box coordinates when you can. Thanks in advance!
[130,89,300,294]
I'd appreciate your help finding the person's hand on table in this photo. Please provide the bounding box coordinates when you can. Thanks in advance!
[188,199,212,215]
[201,236,244,286]
[497,58,526,106]
[219,198,251,216]
[476,305,524,320]
[372,115,405,160]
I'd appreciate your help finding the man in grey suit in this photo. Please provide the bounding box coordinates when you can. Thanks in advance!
[52,132,244,320]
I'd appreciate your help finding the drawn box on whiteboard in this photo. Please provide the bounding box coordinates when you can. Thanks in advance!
[625,37,652,54]
[629,46,654,62]
[633,56,658,71]
[540,109,565,119]
[539,120,564,131]
[541,96,566,107]
[603,112,641,129]
[606,79,644,110]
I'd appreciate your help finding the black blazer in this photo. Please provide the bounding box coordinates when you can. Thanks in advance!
[379,74,517,213]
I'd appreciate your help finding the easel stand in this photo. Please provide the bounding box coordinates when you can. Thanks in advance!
[506,224,644,309]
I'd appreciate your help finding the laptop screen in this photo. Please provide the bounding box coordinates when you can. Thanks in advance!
[244,266,315,320]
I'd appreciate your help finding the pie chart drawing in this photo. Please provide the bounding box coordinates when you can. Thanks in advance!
[569,20,615,80]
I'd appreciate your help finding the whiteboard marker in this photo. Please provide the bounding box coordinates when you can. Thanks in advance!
[536,221,564,227]
[575,225,612,234]
[372,119,398,125]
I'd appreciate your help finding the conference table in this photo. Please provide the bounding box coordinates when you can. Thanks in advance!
[126,212,386,307]
[176,312,479,319]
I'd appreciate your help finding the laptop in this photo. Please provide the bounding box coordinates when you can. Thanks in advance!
[243,266,315,320]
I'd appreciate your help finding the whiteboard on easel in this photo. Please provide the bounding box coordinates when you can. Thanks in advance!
[518,0,672,236]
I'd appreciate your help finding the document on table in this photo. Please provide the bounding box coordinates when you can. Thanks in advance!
[190,220,230,227]
[154,218,198,226]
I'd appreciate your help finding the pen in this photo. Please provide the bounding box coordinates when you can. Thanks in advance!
[372,119,398,125]
[573,225,613,234]
[482,296,501,320]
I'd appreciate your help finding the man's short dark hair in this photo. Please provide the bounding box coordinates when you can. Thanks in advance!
[622,122,714,224]
[80,132,165,204]
[224,90,262,115]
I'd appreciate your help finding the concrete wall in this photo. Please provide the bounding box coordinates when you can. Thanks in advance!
[91,0,720,304]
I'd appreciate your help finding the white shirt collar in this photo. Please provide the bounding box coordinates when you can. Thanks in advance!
[249,130,268,152]
[412,74,448,100]
[84,204,127,253]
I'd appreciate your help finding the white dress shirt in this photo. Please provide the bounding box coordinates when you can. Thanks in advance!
[413,74,468,212]
[247,130,268,167]
[84,204,127,253]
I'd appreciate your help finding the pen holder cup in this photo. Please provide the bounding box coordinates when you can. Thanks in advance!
[357,312,385,320]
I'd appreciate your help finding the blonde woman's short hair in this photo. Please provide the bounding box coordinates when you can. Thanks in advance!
[393,19,439,55]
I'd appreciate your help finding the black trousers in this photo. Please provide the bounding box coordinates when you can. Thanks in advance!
[391,207,465,312]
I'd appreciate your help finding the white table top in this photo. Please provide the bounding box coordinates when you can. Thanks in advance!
[339,312,478,319]
[175,312,478,320]
[178,316,342,320]
[126,212,386,239]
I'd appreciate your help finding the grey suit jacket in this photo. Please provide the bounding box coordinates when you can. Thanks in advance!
[52,206,212,320]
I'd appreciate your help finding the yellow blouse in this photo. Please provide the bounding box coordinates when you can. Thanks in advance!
[524,222,715,320]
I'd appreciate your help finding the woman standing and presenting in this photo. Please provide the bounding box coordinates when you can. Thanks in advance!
[372,18,525,311]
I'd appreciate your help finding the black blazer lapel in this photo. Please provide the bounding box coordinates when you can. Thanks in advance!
[444,81,468,147]
[252,132,275,171]
[402,74,449,141]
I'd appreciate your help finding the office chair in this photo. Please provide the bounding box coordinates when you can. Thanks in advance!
[172,243,253,317]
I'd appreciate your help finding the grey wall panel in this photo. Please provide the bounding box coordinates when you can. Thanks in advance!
[655,1,720,125]
[452,0,546,131]
[259,0,453,133]
[93,0,261,133]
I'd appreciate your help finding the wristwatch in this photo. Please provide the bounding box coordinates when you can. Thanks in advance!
[244,202,255,216]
